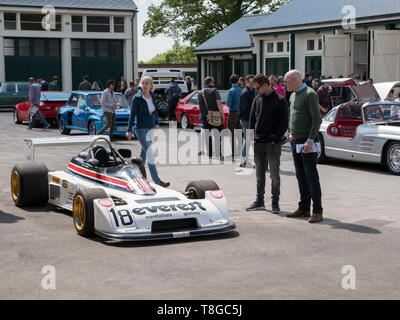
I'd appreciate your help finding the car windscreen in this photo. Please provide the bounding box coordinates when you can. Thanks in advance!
[86,94,102,108]
[114,93,129,108]
[41,92,70,102]
[364,104,400,122]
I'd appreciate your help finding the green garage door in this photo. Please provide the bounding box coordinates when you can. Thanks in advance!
[266,57,289,77]
[72,40,124,90]
[305,56,322,79]
[234,59,255,78]
[5,38,62,85]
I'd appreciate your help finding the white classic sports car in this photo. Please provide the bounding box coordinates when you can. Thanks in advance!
[318,79,400,175]
[11,137,236,241]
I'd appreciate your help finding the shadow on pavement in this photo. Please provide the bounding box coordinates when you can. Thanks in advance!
[0,210,25,224]
[320,218,381,234]
[94,230,240,248]
[319,159,389,176]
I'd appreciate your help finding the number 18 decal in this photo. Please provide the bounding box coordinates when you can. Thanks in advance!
[110,208,136,228]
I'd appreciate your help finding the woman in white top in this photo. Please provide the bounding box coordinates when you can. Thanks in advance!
[126,76,170,188]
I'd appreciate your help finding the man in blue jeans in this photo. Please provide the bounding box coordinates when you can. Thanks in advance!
[227,74,243,161]
[284,70,323,224]
[239,74,256,168]
[27,77,50,130]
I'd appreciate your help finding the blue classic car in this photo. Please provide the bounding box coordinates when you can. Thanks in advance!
[57,91,135,136]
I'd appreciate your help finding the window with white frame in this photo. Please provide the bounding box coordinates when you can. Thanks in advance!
[307,39,315,51]
[4,38,15,56]
[4,13,17,30]
[267,42,274,53]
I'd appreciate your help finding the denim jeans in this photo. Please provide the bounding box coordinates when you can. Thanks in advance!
[254,142,281,205]
[136,129,161,184]
[240,119,250,164]
[29,106,49,129]
[291,137,323,214]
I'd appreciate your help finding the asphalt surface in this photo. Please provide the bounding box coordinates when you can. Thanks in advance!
[1,110,400,300]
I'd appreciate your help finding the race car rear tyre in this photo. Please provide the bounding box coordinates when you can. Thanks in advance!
[73,188,107,237]
[385,142,400,175]
[185,180,220,199]
[14,110,22,124]
[58,116,71,135]
[11,163,49,207]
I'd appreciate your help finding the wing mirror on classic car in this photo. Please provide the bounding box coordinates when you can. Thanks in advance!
[118,149,132,159]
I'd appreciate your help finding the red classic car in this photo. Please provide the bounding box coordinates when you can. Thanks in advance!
[176,90,230,129]
[14,91,70,126]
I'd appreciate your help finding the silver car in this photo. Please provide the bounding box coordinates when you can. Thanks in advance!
[318,79,400,175]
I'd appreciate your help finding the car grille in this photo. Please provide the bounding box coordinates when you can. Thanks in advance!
[151,218,198,234]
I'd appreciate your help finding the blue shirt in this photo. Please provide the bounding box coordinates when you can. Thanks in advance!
[227,85,242,112]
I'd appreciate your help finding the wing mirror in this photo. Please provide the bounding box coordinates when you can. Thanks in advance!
[118,149,132,159]
[87,159,99,167]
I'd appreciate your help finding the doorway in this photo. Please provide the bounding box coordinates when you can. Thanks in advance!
[353,34,368,80]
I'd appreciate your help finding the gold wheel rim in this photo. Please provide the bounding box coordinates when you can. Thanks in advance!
[11,170,20,201]
[187,186,199,199]
[73,195,86,231]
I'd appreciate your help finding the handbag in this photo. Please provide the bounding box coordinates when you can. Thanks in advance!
[201,89,223,127]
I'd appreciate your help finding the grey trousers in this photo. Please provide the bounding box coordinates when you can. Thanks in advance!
[254,142,281,205]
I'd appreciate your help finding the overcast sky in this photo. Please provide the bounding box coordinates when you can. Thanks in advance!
[135,0,175,62]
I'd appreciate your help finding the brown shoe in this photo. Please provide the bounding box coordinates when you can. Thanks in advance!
[308,214,323,224]
[286,209,311,218]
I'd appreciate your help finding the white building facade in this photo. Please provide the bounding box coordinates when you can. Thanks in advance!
[0,0,138,90]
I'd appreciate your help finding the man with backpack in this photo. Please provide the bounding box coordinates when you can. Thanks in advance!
[166,79,182,121]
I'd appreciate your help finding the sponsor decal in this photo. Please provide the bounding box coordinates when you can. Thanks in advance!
[97,198,114,208]
[209,190,224,199]
[132,201,207,216]
[173,231,191,239]
[52,176,60,184]
[62,180,68,188]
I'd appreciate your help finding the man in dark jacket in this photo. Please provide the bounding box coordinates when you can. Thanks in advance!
[79,75,92,91]
[166,79,182,121]
[247,74,288,214]
[239,74,255,167]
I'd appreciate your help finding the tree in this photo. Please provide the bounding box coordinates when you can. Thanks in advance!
[142,42,197,64]
[143,0,289,46]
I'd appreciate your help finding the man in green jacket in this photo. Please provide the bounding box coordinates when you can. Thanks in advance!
[48,76,60,91]
[284,70,323,223]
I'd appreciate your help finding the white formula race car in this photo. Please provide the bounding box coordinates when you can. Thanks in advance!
[11,137,236,241]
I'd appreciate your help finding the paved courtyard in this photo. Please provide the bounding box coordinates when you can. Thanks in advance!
[0,110,399,300]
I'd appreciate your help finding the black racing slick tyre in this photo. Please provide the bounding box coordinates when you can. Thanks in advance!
[73,188,107,237]
[185,180,220,199]
[11,162,49,207]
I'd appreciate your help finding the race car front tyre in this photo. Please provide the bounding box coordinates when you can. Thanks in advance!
[73,188,107,237]
[185,180,220,199]
[11,163,49,207]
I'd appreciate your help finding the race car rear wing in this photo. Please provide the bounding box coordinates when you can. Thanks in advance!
[24,135,110,162]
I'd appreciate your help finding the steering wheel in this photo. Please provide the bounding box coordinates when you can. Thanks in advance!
[88,137,119,166]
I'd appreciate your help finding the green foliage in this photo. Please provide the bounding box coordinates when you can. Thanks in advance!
[143,0,289,46]
[142,42,197,64]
